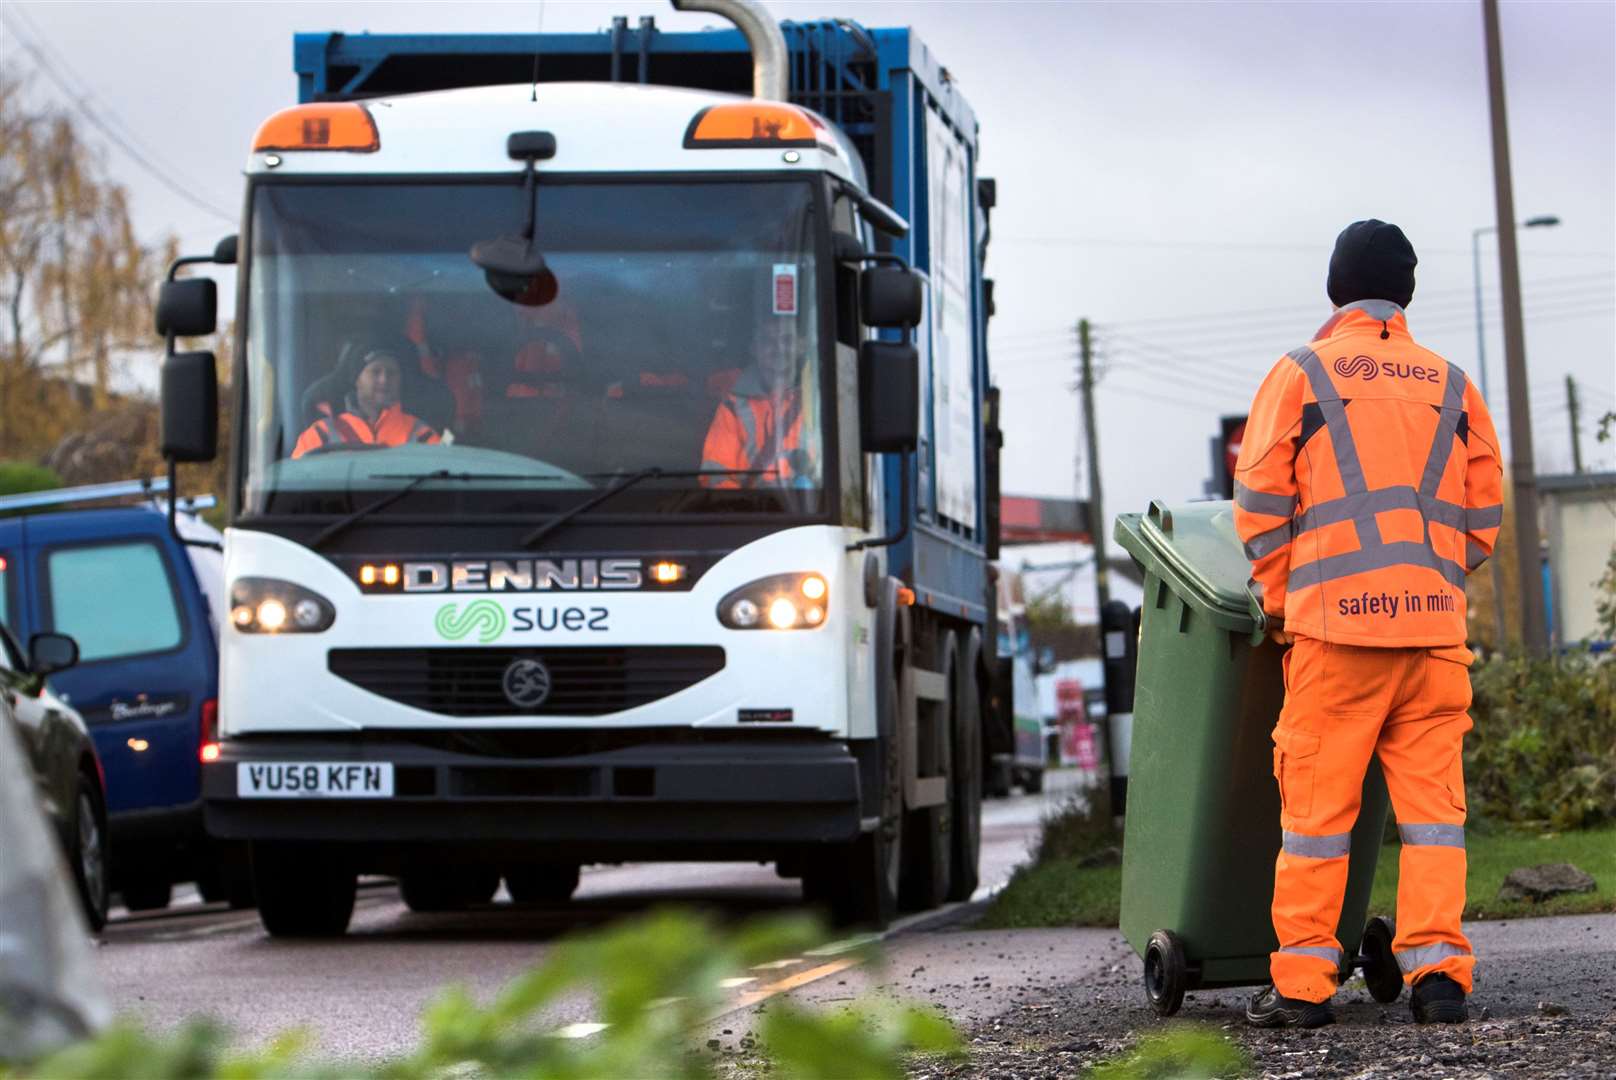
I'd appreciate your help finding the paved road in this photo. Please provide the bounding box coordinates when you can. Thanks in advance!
[94,767,1092,1060]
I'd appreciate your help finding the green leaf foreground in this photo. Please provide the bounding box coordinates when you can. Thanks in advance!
[2,910,961,1080]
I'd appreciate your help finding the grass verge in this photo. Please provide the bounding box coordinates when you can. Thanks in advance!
[983,811,1616,929]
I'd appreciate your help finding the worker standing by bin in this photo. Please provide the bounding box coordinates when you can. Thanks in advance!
[1233,220,1504,1028]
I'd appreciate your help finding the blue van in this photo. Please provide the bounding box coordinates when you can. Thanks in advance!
[0,479,233,910]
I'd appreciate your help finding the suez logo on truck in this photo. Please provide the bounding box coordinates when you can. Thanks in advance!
[433,598,608,642]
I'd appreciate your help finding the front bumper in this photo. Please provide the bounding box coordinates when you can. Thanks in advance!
[202,732,863,860]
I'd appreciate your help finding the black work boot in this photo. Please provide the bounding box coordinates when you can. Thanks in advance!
[1245,984,1335,1028]
[1410,973,1468,1024]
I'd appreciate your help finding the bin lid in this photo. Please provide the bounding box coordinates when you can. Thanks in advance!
[1114,500,1265,634]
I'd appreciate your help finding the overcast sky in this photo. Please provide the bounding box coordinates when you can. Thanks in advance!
[4,0,1611,614]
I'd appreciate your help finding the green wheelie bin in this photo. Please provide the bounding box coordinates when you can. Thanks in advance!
[1113,500,1403,1017]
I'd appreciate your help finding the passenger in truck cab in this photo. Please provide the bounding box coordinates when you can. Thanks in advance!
[291,343,440,458]
[700,316,811,488]
[407,294,584,435]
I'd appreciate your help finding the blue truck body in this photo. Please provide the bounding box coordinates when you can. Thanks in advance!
[293,17,1000,633]
[0,498,224,901]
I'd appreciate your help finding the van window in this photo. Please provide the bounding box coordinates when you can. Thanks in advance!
[46,542,183,662]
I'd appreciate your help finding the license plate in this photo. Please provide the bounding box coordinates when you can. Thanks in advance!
[237,762,394,798]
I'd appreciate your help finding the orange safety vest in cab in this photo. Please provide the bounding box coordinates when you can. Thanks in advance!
[1233,300,1504,646]
[291,401,439,459]
[700,369,806,488]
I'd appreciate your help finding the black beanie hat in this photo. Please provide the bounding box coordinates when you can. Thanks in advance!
[336,340,405,388]
[1327,219,1417,309]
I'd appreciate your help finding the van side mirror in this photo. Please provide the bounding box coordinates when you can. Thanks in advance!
[212,235,239,265]
[162,352,219,463]
[156,278,218,338]
[28,633,78,678]
[858,340,918,454]
[860,267,922,328]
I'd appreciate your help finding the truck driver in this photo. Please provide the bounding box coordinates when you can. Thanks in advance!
[292,343,440,458]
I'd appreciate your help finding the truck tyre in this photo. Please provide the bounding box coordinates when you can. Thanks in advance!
[400,867,500,912]
[832,730,902,930]
[900,631,955,911]
[252,842,356,937]
[504,864,580,904]
[120,873,172,913]
[946,630,983,902]
[1020,767,1045,795]
[70,781,110,932]
[986,757,1013,799]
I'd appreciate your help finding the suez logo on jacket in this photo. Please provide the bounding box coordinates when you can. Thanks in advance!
[1332,355,1442,384]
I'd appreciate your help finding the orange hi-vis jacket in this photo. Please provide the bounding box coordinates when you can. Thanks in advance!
[700,369,805,488]
[1233,300,1504,647]
[291,401,439,459]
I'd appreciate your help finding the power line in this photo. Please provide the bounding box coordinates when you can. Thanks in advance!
[996,233,1616,261]
[1,6,237,226]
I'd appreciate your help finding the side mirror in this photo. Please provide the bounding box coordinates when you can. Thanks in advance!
[162,351,219,463]
[858,340,918,454]
[156,278,218,338]
[212,235,239,265]
[860,267,922,329]
[28,633,78,678]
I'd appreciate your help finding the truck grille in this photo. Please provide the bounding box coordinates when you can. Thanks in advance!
[328,646,726,718]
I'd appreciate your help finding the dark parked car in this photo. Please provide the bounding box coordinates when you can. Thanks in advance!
[1,623,110,930]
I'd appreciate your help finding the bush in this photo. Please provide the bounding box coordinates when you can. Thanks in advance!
[0,461,61,499]
[3,910,960,1079]
[1467,649,1616,830]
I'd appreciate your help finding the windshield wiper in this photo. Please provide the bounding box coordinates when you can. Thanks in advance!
[520,467,770,549]
[312,471,562,550]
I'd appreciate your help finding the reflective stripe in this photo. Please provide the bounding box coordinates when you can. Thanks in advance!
[1465,539,1488,572]
[1466,504,1503,531]
[729,399,760,458]
[1244,520,1294,560]
[1399,823,1465,848]
[700,459,732,472]
[1234,481,1298,518]
[1282,830,1351,859]
[1395,941,1470,974]
[1418,363,1469,499]
[1288,347,1379,546]
[1280,944,1342,964]
[1295,486,1466,535]
[1289,540,1466,591]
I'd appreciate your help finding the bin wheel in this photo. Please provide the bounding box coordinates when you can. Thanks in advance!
[1143,929,1188,1017]
[1360,915,1402,1003]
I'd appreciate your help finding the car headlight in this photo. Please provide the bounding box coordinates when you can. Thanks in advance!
[718,573,828,630]
[230,577,336,633]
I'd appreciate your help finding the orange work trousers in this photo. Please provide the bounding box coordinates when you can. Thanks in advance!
[1270,637,1475,1002]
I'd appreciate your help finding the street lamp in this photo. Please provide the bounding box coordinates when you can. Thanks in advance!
[1471,215,1560,401]
[1469,213,1559,650]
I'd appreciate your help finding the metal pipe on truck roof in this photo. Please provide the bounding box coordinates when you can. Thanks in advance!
[670,0,789,101]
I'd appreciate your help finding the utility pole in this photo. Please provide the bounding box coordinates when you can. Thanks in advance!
[1566,376,1584,474]
[1482,0,1549,654]
[1079,318,1109,609]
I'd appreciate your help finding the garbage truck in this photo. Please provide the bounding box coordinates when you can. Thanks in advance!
[157,0,1009,936]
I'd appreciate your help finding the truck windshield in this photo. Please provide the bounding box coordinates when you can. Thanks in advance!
[242,179,825,520]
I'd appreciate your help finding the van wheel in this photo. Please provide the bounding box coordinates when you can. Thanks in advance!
[401,867,500,912]
[504,864,580,904]
[70,783,110,932]
[120,874,172,913]
[253,843,356,937]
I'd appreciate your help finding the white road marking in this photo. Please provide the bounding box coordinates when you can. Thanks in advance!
[553,1022,609,1039]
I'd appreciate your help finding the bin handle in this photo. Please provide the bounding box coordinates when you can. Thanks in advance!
[1246,580,1270,646]
[1147,499,1173,535]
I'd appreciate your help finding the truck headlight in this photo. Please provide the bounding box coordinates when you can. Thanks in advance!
[230,577,336,633]
[718,573,828,631]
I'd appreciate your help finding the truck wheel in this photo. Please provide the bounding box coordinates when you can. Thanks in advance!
[985,757,1013,799]
[832,707,903,929]
[400,867,500,912]
[505,864,580,904]
[70,783,110,932]
[1020,767,1045,795]
[120,874,172,913]
[900,632,956,912]
[946,630,983,902]
[253,843,356,937]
